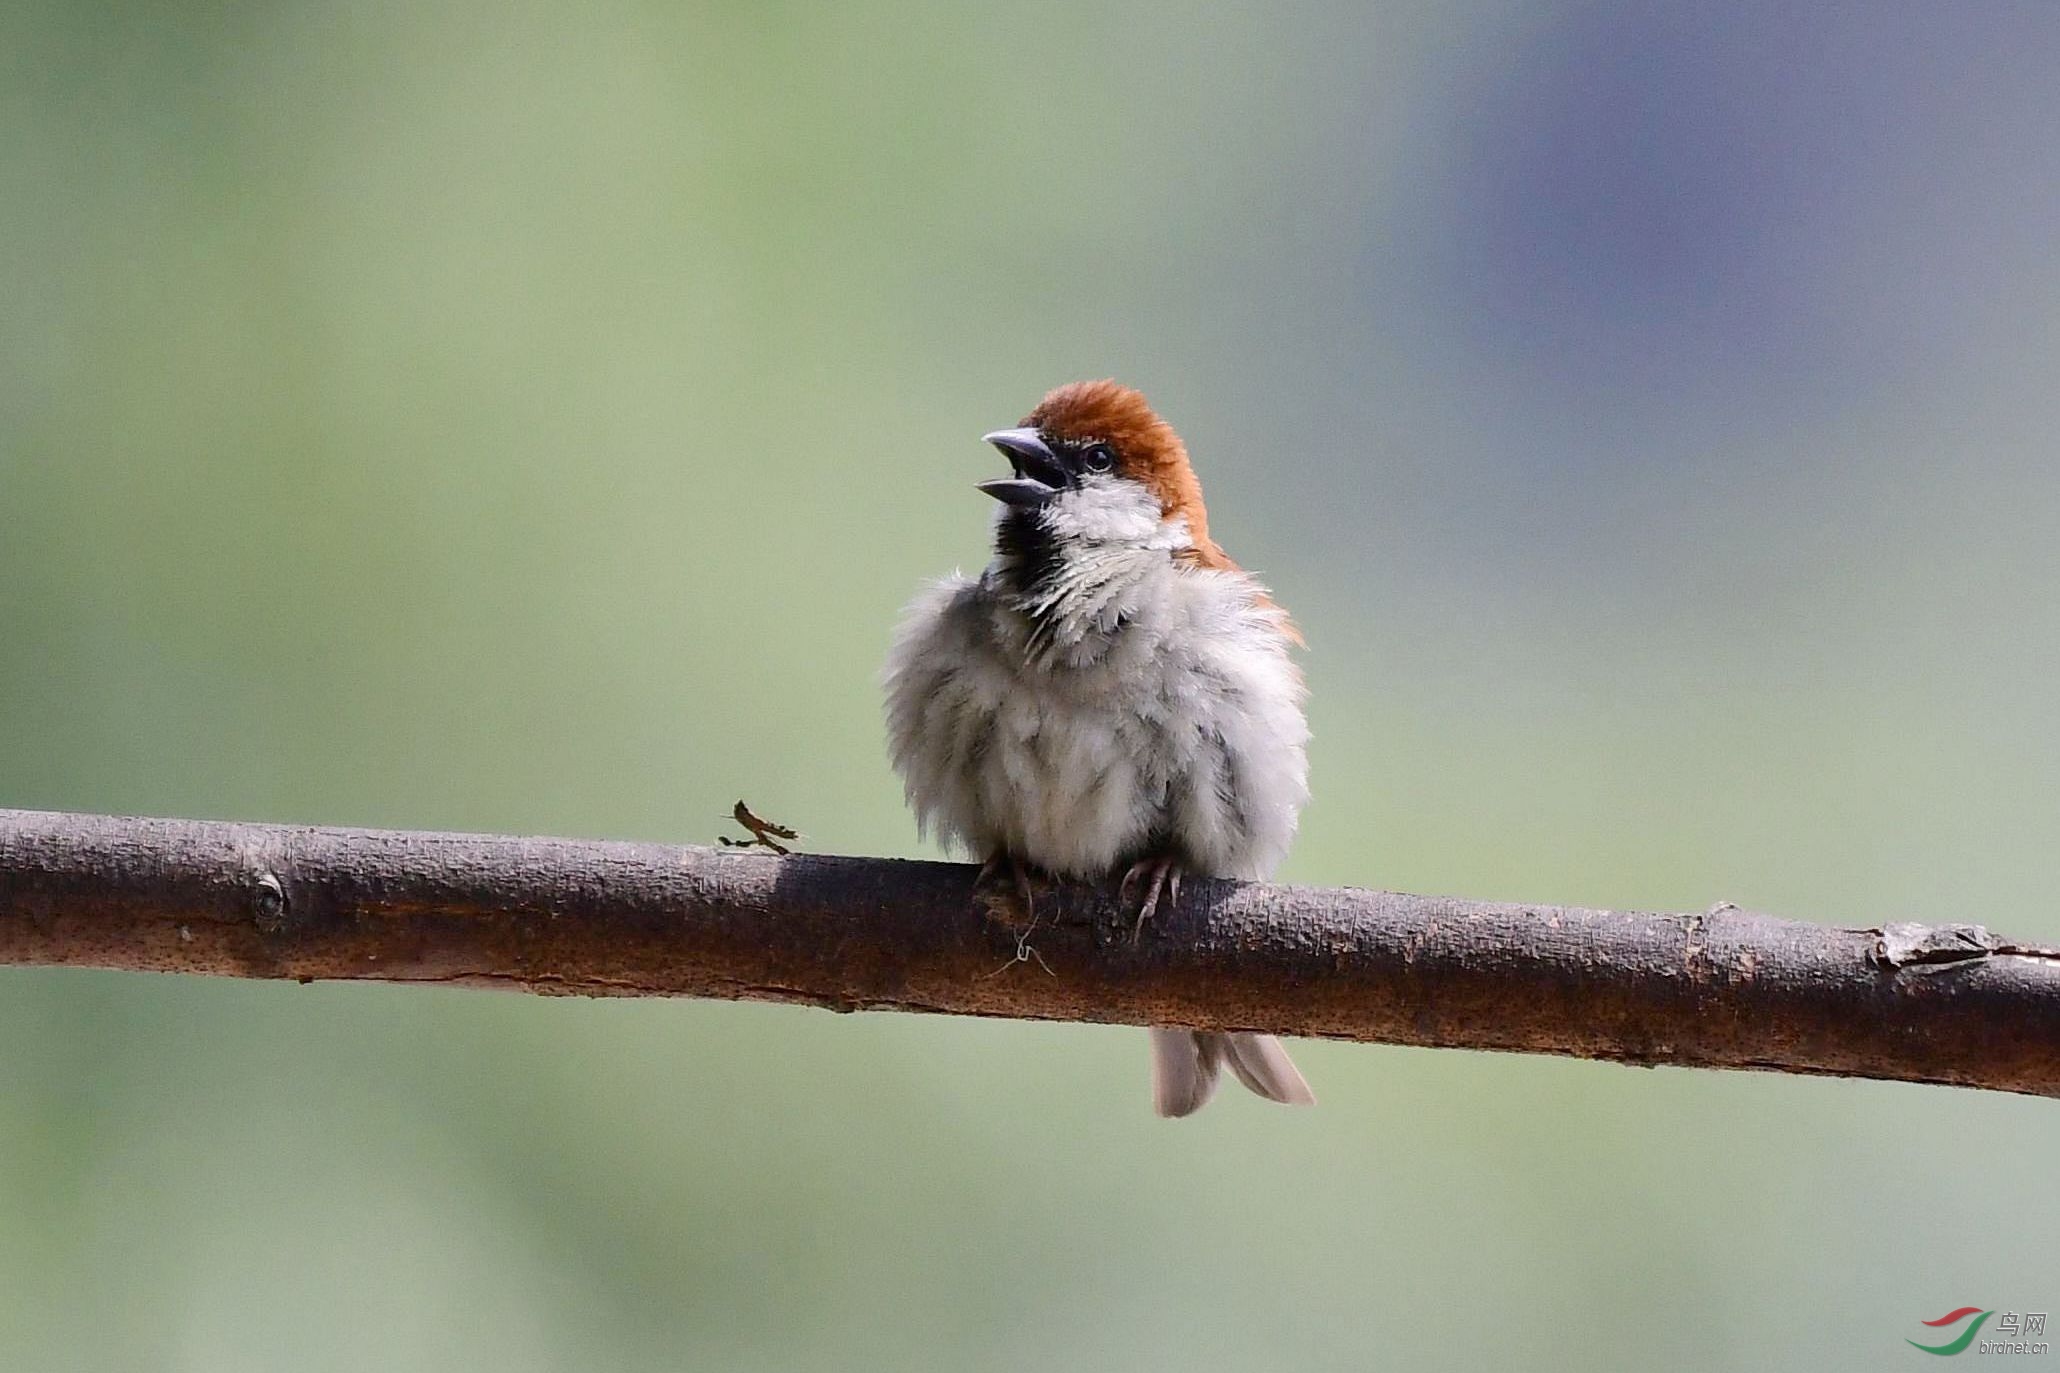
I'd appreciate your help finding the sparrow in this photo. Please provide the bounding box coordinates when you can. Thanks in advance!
[883,380,1314,1116]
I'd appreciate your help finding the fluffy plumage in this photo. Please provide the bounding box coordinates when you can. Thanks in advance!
[883,381,1314,1116]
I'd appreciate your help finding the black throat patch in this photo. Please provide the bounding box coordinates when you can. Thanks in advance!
[990,509,1149,658]
[992,509,1065,603]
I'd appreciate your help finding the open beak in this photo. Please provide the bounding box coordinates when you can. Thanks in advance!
[978,427,1065,507]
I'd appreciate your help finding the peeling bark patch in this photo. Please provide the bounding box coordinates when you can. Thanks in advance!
[1874,922,1999,969]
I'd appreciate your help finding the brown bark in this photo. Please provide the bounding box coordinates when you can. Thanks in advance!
[2,806,2057,1096]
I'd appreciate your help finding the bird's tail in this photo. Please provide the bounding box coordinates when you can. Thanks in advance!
[1149,1028,1316,1118]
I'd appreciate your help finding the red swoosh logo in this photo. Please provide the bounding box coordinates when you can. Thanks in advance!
[1921,1308,1985,1327]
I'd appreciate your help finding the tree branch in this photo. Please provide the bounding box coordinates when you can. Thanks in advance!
[3,806,2057,1097]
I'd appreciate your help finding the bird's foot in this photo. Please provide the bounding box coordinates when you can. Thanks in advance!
[974,851,1040,932]
[1118,854,1183,945]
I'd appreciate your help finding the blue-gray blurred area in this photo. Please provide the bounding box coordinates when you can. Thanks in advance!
[4,0,2058,1367]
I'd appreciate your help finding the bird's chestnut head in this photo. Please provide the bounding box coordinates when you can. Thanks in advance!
[979,380,1212,550]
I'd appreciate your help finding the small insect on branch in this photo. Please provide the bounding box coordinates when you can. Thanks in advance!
[718,800,800,855]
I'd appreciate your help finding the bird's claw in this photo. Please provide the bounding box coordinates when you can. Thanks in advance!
[1119,855,1181,945]
[974,851,1038,931]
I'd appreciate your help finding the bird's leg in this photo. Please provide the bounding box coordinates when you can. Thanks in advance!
[1118,853,1183,945]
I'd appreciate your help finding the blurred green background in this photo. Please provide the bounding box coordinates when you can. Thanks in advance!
[5,2,2059,1368]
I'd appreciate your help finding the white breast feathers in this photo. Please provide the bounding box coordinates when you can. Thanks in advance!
[884,535,1308,883]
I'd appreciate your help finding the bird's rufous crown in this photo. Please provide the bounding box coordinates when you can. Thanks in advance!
[1025,380,1210,546]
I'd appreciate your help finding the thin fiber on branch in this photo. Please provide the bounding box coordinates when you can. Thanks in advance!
[2,807,2057,1096]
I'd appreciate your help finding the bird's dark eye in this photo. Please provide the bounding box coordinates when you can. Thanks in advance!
[1081,443,1115,473]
